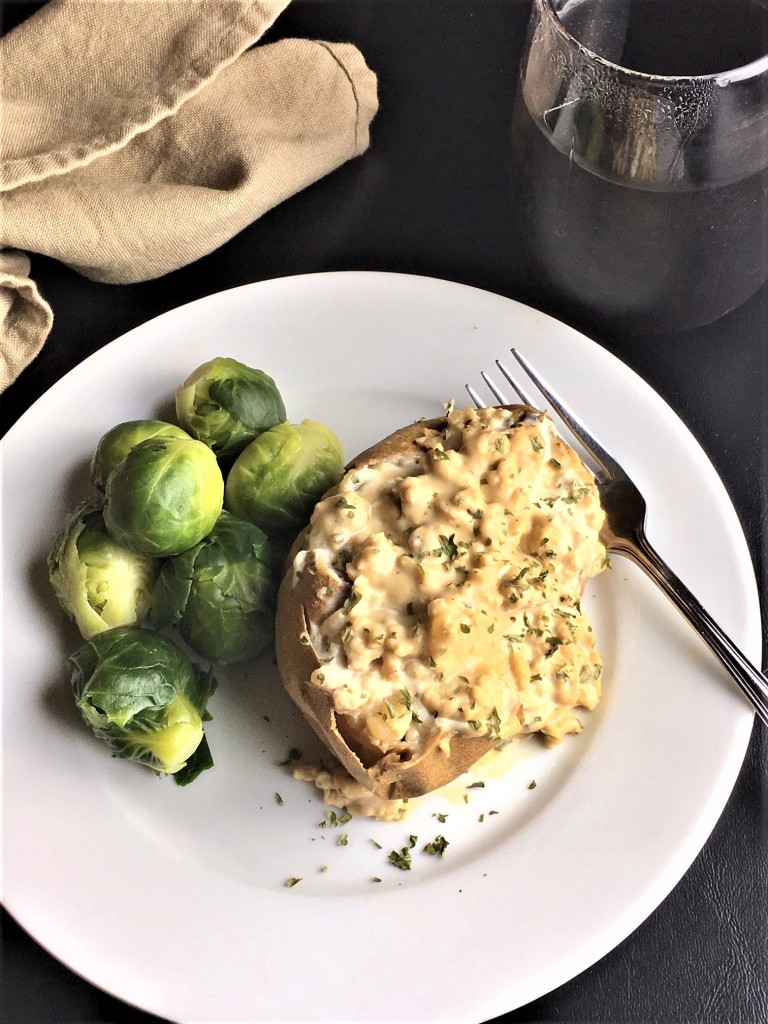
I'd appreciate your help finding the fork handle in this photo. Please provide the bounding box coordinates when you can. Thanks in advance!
[618,529,768,730]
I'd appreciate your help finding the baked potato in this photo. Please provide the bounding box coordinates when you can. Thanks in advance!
[275,405,607,801]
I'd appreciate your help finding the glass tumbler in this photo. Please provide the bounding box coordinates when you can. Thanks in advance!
[512,0,768,334]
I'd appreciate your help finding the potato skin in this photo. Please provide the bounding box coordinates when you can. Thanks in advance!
[275,414,506,800]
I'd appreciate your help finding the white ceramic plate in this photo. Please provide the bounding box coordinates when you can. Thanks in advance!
[2,272,759,1024]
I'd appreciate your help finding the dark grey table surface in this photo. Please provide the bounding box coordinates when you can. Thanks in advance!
[2,2,766,1023]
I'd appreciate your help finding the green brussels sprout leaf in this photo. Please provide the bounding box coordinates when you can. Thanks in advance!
[152,511,277,664]
[173,734,214,787]
[224,419,344,535]
[91,420,190,492]
[69,626,217,784]
[103,436,224,557]
[176,357,286,460]
[48,498,159,638]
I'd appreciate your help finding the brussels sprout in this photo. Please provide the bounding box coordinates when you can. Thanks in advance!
[152,511,276,664]
[91,419,190,492]
[175,358,286,460]
[48,499,159,639]
[103,436,224,557]
[69,625,217,785]
[224,419,344,535]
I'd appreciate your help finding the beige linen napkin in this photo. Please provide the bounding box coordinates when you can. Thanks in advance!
[0,0,378,390]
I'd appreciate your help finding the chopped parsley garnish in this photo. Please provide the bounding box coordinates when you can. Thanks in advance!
[564,485,591,503]
[423,835,449,857]
[438,533,459,562]
[341,590,362,614]
[486,707,502,740]
[320,809,352,828]
[544,635,563,657]
[388,847,412,871]
[401,687,422,723]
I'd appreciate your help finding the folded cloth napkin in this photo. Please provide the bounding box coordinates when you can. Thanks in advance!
[0,0,378,390]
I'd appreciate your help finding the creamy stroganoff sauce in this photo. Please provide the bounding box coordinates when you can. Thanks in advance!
[292,406,608,788]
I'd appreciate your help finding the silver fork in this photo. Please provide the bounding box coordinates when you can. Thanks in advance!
[467,348,768,729]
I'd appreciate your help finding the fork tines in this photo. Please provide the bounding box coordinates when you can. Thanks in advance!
[470,348,614,477]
